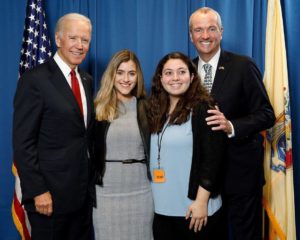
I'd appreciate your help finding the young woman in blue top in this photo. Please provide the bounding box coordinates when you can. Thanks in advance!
[148,52,225,239]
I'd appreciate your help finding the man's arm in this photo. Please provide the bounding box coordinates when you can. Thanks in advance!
[206,59,275,136]
[13,72,51,209]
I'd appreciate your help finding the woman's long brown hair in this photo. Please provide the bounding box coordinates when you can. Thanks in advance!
[148,52,214,133]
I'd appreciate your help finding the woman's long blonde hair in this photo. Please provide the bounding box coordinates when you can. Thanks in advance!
[94,49,146,121]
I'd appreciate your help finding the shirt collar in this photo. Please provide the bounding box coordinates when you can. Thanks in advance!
[53,52,79,78]
[198,47,221,71]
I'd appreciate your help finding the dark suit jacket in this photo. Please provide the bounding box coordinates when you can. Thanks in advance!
[13,58,94,214]
[193,50,275,195]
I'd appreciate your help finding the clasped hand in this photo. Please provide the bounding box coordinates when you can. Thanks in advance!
[34,191,53,216]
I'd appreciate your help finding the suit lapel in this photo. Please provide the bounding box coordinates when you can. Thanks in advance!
[211,50,232,98]
[193,53,232,98]
[48,59,85,125]
[79,70,92,127]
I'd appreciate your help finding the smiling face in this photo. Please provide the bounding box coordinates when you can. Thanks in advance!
[55,18,91,69]
[190,10,223,62]
[161,59,193,104]
[114,60,138,102]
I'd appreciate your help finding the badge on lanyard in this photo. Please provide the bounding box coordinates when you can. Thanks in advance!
[153,168,166,183]
[153,123,169,183]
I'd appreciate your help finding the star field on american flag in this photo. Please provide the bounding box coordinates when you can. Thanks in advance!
[19,0,52,77]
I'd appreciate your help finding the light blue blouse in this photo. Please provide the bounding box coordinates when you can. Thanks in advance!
[150,117,222,217]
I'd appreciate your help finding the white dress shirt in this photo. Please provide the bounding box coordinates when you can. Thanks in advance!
[54,53,87,128]
[197,47,221,86]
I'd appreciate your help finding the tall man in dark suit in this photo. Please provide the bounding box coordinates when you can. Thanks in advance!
[13,13,94,240]
[189,7,275,240]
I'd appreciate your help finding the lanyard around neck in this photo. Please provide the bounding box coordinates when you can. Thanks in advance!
[156,122,170,169]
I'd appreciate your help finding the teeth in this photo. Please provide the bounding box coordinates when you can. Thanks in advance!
[169,83,182,88]
[120,84,131,88]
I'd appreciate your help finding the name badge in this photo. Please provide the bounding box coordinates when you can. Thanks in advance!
[153,169,166,183]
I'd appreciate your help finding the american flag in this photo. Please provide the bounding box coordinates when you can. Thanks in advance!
[18,0,52,75]
[12,0,52,239]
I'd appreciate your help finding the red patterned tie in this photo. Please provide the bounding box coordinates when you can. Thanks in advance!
[70,69,83,116]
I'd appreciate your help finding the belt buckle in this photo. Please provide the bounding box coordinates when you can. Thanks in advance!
[122,159,134,164]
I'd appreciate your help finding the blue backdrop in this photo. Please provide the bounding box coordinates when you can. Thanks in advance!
[1,0,299,239]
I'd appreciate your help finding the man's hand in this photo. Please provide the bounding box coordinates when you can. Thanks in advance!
[34,191,53,216]
[206,106,232,134]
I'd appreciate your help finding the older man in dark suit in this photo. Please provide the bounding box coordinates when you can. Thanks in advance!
[189,7,275,240]
[13,13,94,240]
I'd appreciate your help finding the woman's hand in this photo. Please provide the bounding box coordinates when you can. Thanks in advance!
[185,186,210,232]
[186,200,208,232]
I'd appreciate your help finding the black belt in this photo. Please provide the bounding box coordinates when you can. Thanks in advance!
[105,159,146,164]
